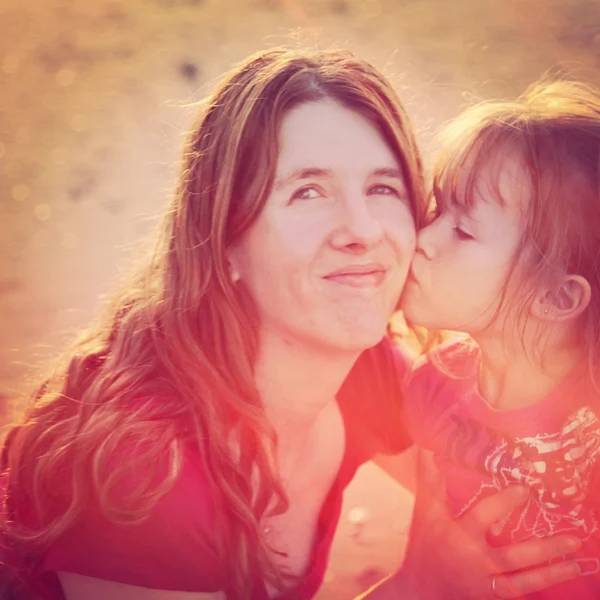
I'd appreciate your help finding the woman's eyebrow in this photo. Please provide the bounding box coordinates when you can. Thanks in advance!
[273,166,405,191]
[273,167,332,190]
[371,167,404,181]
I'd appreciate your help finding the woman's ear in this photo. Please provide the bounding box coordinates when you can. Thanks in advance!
[533,274,591,321]
[228,259,241,283]
[226,246,242,283]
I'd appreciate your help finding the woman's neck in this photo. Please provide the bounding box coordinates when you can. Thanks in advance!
[254,329,360,448]
[473,333,584,411]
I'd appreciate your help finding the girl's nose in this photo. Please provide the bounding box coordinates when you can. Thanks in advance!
[415,220,438,260]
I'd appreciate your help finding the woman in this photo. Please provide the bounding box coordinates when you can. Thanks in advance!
[1,48,581,600]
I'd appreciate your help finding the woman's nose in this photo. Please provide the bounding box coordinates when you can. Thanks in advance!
[330,196,384,252]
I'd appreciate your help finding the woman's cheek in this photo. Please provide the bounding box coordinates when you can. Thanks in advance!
[388,221,416,260]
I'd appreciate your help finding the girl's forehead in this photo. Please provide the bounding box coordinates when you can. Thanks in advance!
[440,143,531,213]
[480,151,530,205]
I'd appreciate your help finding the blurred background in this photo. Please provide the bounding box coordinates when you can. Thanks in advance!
[1,0,600,596]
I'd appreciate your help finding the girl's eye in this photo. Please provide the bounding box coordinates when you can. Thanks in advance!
[453,226,474,241]
[368,184,399,197]
[290,186,323,202]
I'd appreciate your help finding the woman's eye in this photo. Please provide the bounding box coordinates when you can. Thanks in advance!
[290,186,323,202]
[453,226,474,241]
[368,184,399,197]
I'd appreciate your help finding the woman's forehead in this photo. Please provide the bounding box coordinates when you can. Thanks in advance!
[276,100,400,174]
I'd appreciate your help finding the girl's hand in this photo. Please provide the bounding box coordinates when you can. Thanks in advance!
[401,450,582,599]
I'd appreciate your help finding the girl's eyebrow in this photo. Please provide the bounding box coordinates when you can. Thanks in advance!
[433,182,481,223]
[432,181,446,207]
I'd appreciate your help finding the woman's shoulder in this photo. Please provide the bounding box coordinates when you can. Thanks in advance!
[40,439,227,591]
[337,337,415,458]
[344,336,413,391]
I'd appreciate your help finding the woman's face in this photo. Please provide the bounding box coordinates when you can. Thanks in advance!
[229,99,416,353]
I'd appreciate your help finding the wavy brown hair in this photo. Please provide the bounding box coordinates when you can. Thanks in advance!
[431,77,600,374]
[1,48,425,597]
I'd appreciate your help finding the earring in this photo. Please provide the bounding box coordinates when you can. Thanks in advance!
[230,267,240,283]
[543,307,549,315]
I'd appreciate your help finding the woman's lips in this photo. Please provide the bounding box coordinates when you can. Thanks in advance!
[323,264,387,288]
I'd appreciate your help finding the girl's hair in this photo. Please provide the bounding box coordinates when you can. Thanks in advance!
[431,77,600,371]
[1,48,426,597]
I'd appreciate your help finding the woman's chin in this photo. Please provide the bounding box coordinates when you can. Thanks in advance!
[330,318,390,352]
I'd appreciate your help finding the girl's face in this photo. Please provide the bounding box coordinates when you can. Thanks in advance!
[402,152,529,334]
[229,99,416,353]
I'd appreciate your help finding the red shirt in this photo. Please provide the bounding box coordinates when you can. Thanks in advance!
[404,342,600,599]
[32,338,412,599]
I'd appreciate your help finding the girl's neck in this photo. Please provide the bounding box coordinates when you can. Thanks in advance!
[473,334,584,411]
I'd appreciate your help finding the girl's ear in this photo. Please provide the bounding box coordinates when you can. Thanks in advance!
[533,274,591,321]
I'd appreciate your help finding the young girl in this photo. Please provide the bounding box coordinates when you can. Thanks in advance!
[401,78,600,599]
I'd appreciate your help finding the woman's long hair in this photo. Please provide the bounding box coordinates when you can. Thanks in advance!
[1,48,425,597]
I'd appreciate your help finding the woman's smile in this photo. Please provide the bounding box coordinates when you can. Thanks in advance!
[323,262,388,289]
